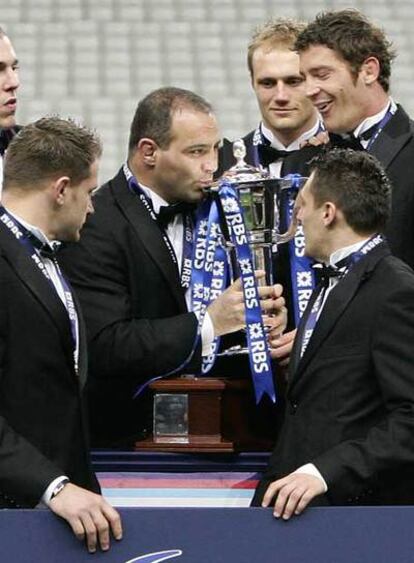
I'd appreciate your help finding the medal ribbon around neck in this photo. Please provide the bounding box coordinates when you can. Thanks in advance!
[0,207,79,373]
[123,164,193,290]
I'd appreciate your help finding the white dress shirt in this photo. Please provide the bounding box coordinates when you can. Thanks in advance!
[353,97,397,149]
[261,118,322,178]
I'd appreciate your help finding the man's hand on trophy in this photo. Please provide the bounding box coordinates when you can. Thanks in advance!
[268,329,296,366]
[207,276,246,336]
[261,282,286,334]
[207,272,287,337]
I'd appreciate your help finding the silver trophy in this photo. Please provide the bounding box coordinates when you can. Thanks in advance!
[210,139,305,354]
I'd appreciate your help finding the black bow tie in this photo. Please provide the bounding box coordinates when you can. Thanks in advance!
[341,124,378,151]
[39,245,59,259]
[257,143,297,167]
[27,232,59,259]
[340,134,364,151]
[156,202,195,229]
[315,256,351,287]
[319,265,344,286]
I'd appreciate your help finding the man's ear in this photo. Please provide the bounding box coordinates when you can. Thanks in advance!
[138,138,158,166]
[323,201,337,227]
[360,56,380,86]
[52,176,71,206]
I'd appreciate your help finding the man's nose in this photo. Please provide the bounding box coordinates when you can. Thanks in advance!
[4,67,19,92]
[274,83,289,102]
[203,152,218,175]
[305,77,319,99]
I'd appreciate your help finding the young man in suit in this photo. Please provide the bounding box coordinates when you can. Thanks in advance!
[218,18,321,178]
[0,117,122,552]
[0,26,20,190]
[296,8,414,269]
[60,87,286,447]
[253,148,414,516]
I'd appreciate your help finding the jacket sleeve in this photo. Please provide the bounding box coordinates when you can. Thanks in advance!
[60,209,202,383]
[0,317,63,507]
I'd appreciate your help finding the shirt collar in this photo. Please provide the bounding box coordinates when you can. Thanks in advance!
[353,97,396,138]
[5,208,61,250]
[328,238,371,267]
[138,183,169,214]
[260,117,322,151]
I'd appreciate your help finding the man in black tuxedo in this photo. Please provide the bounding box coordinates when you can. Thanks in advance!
[218,19,324,361]
[296,8,414,269]
[253,148,414,517]
[0,26,20,190]
[0,117,122,552]
[60,87,286,447]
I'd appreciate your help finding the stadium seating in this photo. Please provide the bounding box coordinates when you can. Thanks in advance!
[5,0,412,183]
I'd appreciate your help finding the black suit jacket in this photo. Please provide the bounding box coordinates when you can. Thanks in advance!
[0,222,98,508]
[368,105,414,269]
[253,242,414,506]
[59,168,202,446]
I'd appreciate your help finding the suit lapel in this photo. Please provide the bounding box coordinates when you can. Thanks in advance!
[0,224,76,371]
[110,169,187,311]
[369,105,413,169]
[288,243,390,393]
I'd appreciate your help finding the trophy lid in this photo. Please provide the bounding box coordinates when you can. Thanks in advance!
[223,139,269,184]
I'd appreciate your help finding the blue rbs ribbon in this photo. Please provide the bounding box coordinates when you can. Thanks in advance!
[190,196,228,374]
[217,180,276,404]
[280,174,316,326]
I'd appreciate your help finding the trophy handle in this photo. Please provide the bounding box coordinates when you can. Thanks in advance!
[275,203,299,244]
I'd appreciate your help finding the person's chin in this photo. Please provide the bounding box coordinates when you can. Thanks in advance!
[61,231,81,243]
[191,188,207,201]
[0,115,17,130]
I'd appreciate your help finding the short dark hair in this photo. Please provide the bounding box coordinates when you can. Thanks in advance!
[247,18,306,77]
[128,87,213,154]
[4,116,102,190]
[295,9,395,92]
[308,148,391,234]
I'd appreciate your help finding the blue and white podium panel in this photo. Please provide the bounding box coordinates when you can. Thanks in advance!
[1,506,413,562]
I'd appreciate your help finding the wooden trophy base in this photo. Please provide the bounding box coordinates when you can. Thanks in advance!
[134,376,280,453]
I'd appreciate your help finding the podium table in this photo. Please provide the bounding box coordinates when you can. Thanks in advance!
[1,506,413,562]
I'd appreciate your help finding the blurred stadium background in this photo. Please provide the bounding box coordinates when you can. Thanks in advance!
[4,0,414,182]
